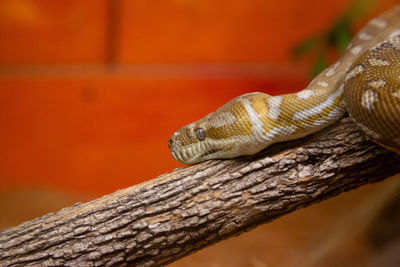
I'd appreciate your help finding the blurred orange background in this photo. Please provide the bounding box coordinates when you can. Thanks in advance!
[1,1,400,266]
[1,0,397,195]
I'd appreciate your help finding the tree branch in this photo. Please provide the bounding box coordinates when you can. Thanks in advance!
[0,116,399,267]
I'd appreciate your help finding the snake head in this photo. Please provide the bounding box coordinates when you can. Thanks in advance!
[168,93,263,164]
[168,120,239,165]
[168,121,214,164]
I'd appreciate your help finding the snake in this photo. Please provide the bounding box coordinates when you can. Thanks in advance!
[168,5,400,165]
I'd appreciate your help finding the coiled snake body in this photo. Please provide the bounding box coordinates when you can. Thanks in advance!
[169,5,400,164]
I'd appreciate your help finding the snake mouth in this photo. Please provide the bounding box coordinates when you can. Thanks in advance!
[170,135,249,164]
[171,150,195,165]
[170,143,220,165]
[171,150,187,164]
[197,149,218,160]
[170,148,201,165]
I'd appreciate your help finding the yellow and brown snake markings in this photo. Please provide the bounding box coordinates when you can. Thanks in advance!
[169,5,400,164]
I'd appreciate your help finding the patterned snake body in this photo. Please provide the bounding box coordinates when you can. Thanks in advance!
[169,6,400,164]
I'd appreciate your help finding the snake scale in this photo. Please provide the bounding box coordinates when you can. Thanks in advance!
[169,5,400,165]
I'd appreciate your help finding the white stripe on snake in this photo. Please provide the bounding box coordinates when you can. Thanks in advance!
[169,5,400,164]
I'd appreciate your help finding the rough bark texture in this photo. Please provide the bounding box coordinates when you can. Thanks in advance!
[0,116,399,267]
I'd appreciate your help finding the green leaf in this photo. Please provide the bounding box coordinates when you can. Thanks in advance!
[292,0,376,77]
[329,18,352,52]
[292,37,319,58]
[312,53,328,78]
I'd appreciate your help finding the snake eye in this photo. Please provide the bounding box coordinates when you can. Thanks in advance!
[195,128,205,141]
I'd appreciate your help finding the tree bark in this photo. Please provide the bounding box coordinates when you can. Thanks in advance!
[0,116,399,267]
